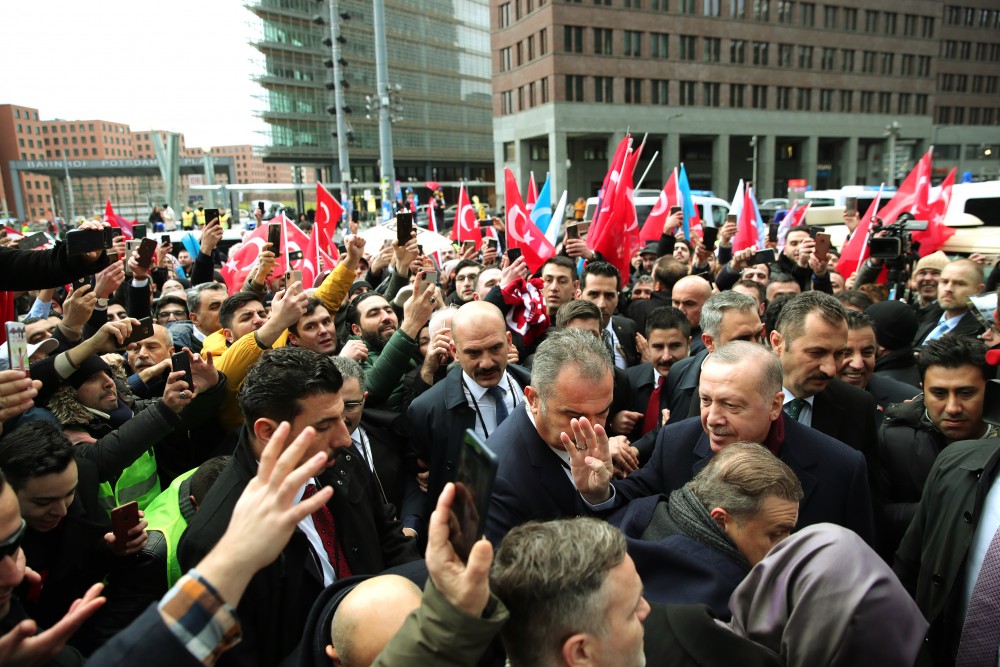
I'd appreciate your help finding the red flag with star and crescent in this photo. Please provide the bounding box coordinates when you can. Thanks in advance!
[221,217,336,294]
[453,184,481,250]
[504,169,556,274]
[104,200,134,239]
[315,183,344,255]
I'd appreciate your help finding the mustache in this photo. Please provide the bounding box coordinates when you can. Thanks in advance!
[808,372,832,382]
[474,366,499,377]
[707,426,733,436]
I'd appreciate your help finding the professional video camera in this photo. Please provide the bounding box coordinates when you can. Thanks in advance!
[867,213,928,299]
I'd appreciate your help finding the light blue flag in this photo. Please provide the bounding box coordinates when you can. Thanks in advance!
[530,175,553,235]
[182,232,200,259]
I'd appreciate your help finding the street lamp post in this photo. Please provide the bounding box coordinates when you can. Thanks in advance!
[372,0,396,219]
[884,121,901,187]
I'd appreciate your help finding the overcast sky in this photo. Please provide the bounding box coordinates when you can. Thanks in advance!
[0,0,266,148]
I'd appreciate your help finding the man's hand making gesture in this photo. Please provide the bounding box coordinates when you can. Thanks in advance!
[563,417,614,505]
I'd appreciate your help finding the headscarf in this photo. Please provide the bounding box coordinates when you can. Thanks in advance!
[727,523,928,667]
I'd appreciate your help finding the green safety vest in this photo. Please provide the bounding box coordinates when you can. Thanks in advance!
[142,468,197,588]
[97,448,161,514]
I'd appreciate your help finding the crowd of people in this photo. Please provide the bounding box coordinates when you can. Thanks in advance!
[0,203,997,667]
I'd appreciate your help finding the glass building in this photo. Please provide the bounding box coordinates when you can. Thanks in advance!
[246,0,495,191]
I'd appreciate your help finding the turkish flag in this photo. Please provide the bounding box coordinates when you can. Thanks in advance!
[876,149,932,227]
[220,215,335,294]
[587,148,639,279]
[315,183,344,255]
[641,168,680,243]
[454,184,481,250]
[590,135,631,242]
[104,200,134,239]
[526,172,538,212]
[732,182,758,252]
[911,167,956,255]
[836,186,883,278]
[505,168,556,274]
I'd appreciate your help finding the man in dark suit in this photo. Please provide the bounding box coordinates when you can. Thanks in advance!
[578,261,640,368]
[894,438,1000,665]
[769,291,881,488]
[407,301,531,536]
[839,310,920,421]
[178,348,418,667]
[670,275,713,356]
[913,258,986,346]
[664,290,764,425]
[626,255,690,334]
[569,341,876,545]
[485,328,614,544]
[625,306,691,443]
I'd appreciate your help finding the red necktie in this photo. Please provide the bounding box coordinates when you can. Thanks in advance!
[302,483,352,579]
[642,376,665,435]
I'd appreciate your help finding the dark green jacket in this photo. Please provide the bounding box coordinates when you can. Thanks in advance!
[353,329,418,413]
[893,438,1000,664]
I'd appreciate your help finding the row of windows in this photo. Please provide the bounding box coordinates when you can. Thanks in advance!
[23,180,49,190]
[945,6,1000,29]
[500,77,552,113]
[559,29,934,76]
[498,0,549,27]
[939,74,1000,94]
[550,0,936,37]
[937,107,1000,126]
[499,29,549,70]
[941,41,1000,62]
[11,109,38,121]
[505,76,936,115]
[43,147,132,158]
[40,122,128,134]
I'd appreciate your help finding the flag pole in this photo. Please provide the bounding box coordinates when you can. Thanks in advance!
[634,151,660,191]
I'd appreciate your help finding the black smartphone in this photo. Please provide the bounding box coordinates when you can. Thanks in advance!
[258,200,265,213]
[750,248,778,265]
[807,225,825,239]
[702,226,719,249]
[160,234,170,245]
[450,430,499,562]
[462,240,477,254]
[132,223,147,240]
[65,229,103,255]
[171,351,193,392]
[103,227,118,249]
[135,237,158,269]
[396,212,414,246]
[111,501,140,554]
[203,208,219,226]
[485,237,498,251]
[71,275,92,290]
[417,244,424,256]
[267,223,281,255]
[565,223,581,240]
[506,247,522,263]
[288,250,303,262]
[122,317,155,346]
[670,206,682,216]
[768,222,779,242]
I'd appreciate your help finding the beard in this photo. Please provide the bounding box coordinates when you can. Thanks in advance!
[361,329,391,354]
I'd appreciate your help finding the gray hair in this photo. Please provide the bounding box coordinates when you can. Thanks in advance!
[186,282,227,315]
[700,291,758,339]
[492,518,626,667]
[428,305,458,336]
[530,328,612,405]
[704,340,783,401]
[687,442,803,525]
[157,324,174,350]
[775,291,847,346]
[329,355,366,393]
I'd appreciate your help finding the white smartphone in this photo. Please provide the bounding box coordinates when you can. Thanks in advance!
[5,322,28,372]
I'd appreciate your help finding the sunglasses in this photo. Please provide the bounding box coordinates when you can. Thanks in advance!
[0,519,25,560]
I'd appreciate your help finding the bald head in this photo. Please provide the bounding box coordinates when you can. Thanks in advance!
[451,301,512,387]
[671,275,713,329]
[328,575,422,666]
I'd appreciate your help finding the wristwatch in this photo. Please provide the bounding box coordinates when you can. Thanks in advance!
[96,297,109,309]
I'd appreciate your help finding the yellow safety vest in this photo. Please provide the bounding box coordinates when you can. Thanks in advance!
[181,211,195,227]
[195,209,206,226]
[97,448,161,514]
[141,468,197,587]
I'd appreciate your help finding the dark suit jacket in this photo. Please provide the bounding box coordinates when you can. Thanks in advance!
[86,601,204,667]
[406,364,531,529]
[358,409,421,524]
[894,439,1000,664]
[643,604,783,667]
[811,378,881,498]
[913,306,986,346]
[609,415,876,544]
[664,348,710,425]
[867,373,920,418]
[485,406,588,544]
[611,315,641,367]
[626,291,672,334]
[625,363,658,435]
[177,428,419,667]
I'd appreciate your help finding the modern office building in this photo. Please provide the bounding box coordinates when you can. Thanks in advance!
[491,0,1000,203]
[246,0,496,201]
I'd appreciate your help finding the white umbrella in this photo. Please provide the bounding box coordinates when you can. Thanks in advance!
[358,220,455,254]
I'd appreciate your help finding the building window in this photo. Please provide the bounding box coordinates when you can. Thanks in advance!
[679,81,696,105]
[877,92,891,113]
[752,84,768,108]
[540,28,548,54]
[516,42,524,65]
[703,82,720,106]
[862,50,876,73]
[898,93,911,114]
[499,3,511,27]
[800,2,814,25]
[652,33,669,59]
[625,0,641,6]
[915,94,927,115]
[594,28,612,55]
[883,11,897,34]
[500,47,512,71]
[843,7,857,30]
[527,35,535,60]
[564,26,583,52]
[776,86,791,110]
[900,54,914,76]
[795,87,809,110]
[798,45,813,68]
[624,31,642,57]
[678,0,695,12]
[625,78,642,103]
[541,77,550,103]
[823,4,837,28]
[503,142,515,161]
[501,91,513,114]
[753,0,768,21]
[819,88,832,111]
[860,91,873,113]
[680,35,697,60]
[864,9,878,32]
[703,37,720,62]
[880,52,893,75]
[903,13,917,36]
[752,41,768,65]
[917,56,931,77]
[731,83,746,106]
[922,16,934,37]
[652,0,668,8]
[730,39,746,63]
[652,79,669,104]
[566,75,585,101]
[820,47,835,70]
[594,76,614,102]
[778,43,792,67]
[777,0,793,23]
[730,0,744,17]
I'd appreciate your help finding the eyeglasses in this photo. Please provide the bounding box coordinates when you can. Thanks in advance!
[0,519,26,560]
[157,310,187,322]
[343,400,364,413]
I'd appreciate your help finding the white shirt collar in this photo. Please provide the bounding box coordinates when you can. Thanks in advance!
[781,387,815,407]
[462,370,511,400]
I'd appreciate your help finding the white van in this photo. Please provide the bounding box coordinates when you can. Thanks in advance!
[583,190,731,237]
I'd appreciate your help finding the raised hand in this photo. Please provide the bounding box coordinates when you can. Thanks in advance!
[562,417,613,505]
